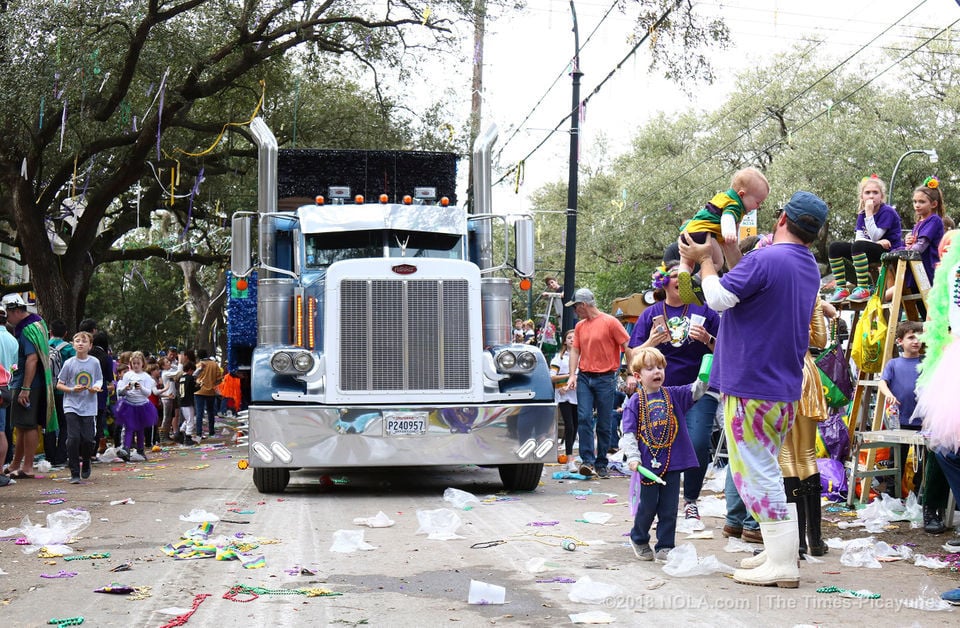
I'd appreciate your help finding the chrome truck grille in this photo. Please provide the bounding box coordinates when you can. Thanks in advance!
[339,279,471,392]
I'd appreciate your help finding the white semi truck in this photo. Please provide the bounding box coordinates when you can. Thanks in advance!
[228,119,557,493]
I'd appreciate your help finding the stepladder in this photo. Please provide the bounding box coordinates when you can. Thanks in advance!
[538,292,563,349]
[845,250,930,504]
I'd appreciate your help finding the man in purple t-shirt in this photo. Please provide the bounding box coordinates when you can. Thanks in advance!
[680,190,827,589]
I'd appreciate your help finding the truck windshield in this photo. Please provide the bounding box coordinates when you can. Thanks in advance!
[305,230,461,269]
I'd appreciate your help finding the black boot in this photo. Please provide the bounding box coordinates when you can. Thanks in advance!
[804,474,828,556]
[784,476,807,557]
[924,504,947,534]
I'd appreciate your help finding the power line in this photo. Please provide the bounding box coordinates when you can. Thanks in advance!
[490,0,933,192]
[625,17,960,238]
[622,0,931,211]
[494,0,686,186]
[494,0,621,162]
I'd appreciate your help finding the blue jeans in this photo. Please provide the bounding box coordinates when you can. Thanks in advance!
[683,394,719,502]
[631,469,681,550]
[576,372,616,470]
[194,395,217,436]
[934,450,960,510]
[725,462,760,530]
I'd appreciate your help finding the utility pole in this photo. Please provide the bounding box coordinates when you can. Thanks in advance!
[467,0,486,202]
[561,0,581,335]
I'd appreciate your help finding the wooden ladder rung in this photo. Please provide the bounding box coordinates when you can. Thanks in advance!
[846,254,928,504]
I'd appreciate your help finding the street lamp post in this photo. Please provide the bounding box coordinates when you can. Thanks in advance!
[561,0,581,335]
[889,149,938,209]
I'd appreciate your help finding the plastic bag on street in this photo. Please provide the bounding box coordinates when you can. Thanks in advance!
[568,575,621,604]
[179,508,220,523]
[98,447,122,463]
[840,536,882,568]
[914,554,950,569]
[581,512,612,524]
[722,537,757,553]
[873,540,913,561]
[20,508,91,548]
[661,543,734,577]
[329,529,376,553]
[443,487,481,510]
[416,508,463,540]
[353,511,395,528]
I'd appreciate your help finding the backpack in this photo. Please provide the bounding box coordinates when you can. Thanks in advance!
[48,338,70,380]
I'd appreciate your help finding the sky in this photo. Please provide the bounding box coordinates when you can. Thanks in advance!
[465,0,956,210]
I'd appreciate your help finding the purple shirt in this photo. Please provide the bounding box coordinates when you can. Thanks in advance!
[629,302,719,386]
[855,203,903,250]
[880,356,921,427]
[712,243,820,401]
[621,385,698,473]
[912,214,944,282]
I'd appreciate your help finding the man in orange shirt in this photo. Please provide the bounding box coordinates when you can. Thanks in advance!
[565,288,633,478]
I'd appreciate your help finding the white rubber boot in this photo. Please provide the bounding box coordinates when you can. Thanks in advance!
[739,503,798,568]
[733,504,800,588]
[740,549,766,568]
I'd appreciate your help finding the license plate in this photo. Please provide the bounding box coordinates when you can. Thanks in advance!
[384,411,428,436]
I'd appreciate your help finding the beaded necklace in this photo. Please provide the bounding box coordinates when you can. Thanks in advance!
[634,388,678,484]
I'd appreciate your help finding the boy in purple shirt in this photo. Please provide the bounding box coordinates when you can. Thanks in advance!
[619,347,704,562]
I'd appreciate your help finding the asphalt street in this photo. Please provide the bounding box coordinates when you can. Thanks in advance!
[1,435,959,627]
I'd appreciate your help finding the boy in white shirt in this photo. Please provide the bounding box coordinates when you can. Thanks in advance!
[56,332,104,483]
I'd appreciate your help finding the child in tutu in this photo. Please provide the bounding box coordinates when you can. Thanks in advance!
[114,351,161,461]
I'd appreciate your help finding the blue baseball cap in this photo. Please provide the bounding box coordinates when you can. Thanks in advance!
[782,191,828,233]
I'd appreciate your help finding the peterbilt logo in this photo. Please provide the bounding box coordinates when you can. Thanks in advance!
[391,264,417,275]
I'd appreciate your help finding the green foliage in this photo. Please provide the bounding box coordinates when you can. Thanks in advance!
[0,0,470,334]
[528,33,960,311]
[86,257,193,353]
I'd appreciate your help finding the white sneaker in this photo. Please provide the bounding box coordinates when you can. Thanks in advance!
[567,460,580,473]
[129,452,146,462]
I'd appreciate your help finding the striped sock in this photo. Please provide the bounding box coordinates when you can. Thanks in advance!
[852,252,871,287]
[829,257,846,285]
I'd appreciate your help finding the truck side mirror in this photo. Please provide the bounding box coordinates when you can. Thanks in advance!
[232,213,253,276]
[514,216,534,277]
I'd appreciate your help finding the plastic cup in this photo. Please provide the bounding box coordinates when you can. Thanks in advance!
[690,314,706,328]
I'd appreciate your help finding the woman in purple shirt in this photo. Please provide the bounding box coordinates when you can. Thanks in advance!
[827,175,903,303]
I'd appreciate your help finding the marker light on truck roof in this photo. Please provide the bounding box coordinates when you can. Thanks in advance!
[402,195,413,205]
[354,195,364,204]
[379,194,389,204]
[315,195,325,205]
[440,197,450,206]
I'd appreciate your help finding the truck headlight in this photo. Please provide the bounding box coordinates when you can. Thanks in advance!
[516,351,537,371]
[293,352,315,373]
[271,350,315,375]
[496,351,516,370]
[494,349,536,374]
[271,351,293,372]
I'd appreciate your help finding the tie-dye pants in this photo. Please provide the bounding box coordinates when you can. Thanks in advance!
[724,394,796,523]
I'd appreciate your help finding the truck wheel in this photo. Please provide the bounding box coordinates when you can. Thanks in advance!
[498,463,543,491]
[253,467,290,493]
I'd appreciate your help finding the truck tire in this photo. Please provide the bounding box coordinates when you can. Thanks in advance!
[253,467,290,493]
[498,463,543,491]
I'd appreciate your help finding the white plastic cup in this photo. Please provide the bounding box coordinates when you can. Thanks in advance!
[689,314,706,328]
